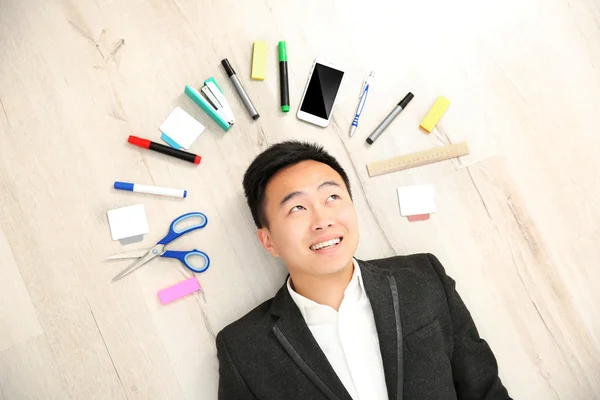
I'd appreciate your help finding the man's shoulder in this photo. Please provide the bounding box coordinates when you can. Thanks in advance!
[216,295,275,345]
[361,252,438,274]
[360,252,446,288]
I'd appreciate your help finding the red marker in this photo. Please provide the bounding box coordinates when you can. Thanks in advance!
[128,135,201,165]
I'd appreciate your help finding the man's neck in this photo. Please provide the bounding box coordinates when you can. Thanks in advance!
[290,260,354,311]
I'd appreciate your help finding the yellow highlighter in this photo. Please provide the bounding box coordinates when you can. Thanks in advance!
[420,96,450,133]
[251,41,267,80]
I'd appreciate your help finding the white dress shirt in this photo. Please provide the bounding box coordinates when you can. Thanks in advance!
[287,259,389,400]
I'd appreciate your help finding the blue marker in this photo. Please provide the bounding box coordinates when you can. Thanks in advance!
[114,182,187,198]
[350,71,374,137]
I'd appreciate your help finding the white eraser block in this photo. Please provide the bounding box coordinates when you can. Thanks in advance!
[107,204,150,241]
[397,184,436,216]
[159,107,205,149]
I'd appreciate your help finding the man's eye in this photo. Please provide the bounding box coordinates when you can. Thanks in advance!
[290,205,305,212]
[327,194,340,202]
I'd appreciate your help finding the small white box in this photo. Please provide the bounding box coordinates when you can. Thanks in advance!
[397,184,436,216]
[160,107,205,150]
[107,204,149,241]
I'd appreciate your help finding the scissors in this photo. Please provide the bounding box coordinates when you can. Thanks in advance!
[108,212,210,282]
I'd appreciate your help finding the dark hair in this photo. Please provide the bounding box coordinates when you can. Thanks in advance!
[243,141,352,228]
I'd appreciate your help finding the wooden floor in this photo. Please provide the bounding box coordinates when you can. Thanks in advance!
[1,0,600,398]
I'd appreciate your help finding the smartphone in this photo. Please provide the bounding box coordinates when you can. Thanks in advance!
[297,58,345,127]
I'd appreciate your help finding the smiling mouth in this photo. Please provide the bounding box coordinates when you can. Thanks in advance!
[310,237,343,251]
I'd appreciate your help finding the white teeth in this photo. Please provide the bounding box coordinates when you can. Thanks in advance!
[310,237,341,251]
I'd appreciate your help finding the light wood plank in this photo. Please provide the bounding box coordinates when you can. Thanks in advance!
[0,336,71,400]
[0,227,43,352]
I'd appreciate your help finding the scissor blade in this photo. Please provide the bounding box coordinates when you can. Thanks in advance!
[111,246,162,282]
[105,249,149,260]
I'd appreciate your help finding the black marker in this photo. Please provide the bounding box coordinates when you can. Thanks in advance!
[128,135,200,165]
[366,92,414,145]
[221,58,260,120]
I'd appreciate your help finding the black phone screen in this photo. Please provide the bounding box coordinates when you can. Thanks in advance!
[300,63,344,120]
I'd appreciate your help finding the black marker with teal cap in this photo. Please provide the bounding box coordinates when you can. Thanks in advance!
[278,41,290,112]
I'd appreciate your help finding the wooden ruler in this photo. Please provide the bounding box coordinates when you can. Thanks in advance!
[367,142,470,177]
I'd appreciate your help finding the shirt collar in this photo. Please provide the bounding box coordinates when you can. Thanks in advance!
[287,258,366,322]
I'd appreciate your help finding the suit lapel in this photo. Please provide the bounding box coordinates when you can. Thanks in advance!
[358,259,403,400]
[270,282,353,400]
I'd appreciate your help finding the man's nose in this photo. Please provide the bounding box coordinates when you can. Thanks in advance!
[311,206,334,231]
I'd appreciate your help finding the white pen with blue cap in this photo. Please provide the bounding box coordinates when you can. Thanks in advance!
[114,182,187,198]
[350,71,375,137]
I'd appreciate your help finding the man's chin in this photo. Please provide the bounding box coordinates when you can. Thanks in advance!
[312,257,354,276]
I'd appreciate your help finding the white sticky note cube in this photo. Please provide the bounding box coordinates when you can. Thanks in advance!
[159,107,205,149]
[107,204,150,241]
[397,184,436,216]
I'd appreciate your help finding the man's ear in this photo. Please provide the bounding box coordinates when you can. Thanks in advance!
[256,227,279,257]
[257,228,279,257]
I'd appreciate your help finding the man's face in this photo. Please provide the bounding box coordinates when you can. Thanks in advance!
[257,160,359,278]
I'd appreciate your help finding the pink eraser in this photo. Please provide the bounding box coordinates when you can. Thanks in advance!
[158,277,201,305]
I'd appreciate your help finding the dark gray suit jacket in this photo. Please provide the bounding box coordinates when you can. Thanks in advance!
[216,253,512,400]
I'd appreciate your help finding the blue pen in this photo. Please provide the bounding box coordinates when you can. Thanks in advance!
[350,71,375,137]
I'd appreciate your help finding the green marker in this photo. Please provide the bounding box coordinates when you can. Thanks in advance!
[278,41,290,112]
